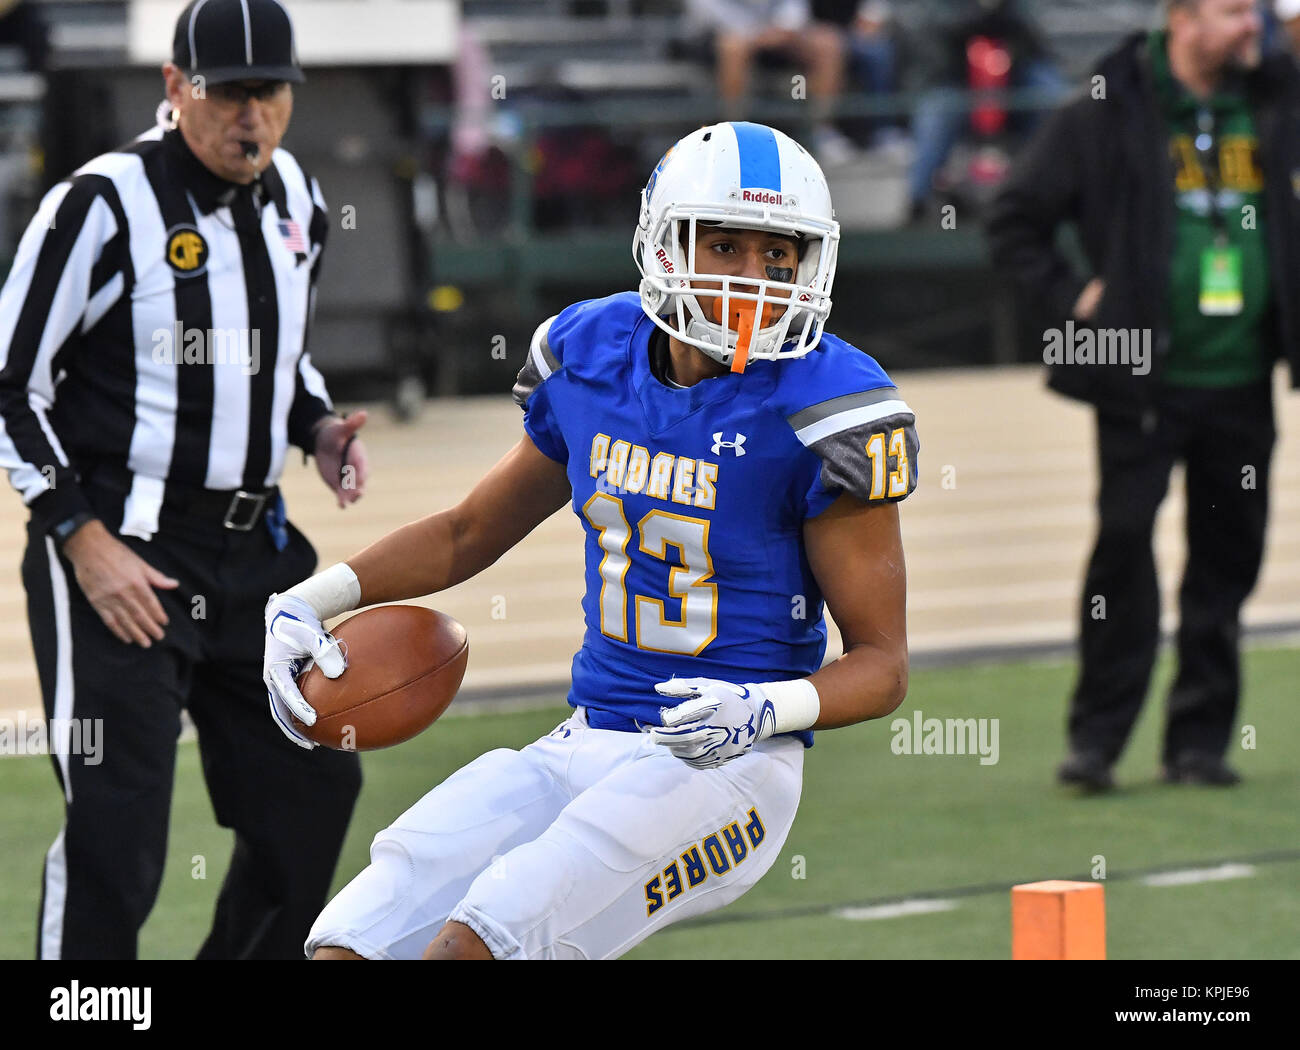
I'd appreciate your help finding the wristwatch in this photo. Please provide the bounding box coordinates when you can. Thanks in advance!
[51,511,96,550]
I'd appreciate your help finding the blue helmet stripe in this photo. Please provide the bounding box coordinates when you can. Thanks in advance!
[731,122,782,192]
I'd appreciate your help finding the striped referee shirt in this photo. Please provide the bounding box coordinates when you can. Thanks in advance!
[0,124,332,540]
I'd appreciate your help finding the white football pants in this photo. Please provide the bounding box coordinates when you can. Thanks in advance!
[306,707,804,959]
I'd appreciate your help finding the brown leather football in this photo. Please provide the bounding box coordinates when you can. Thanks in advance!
[294,605,468,751]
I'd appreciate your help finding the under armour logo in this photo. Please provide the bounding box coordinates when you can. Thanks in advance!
[730,714,757,745]
[711,432,747,456]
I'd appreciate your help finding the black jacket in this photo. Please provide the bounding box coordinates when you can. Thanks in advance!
[986,31,1300,414]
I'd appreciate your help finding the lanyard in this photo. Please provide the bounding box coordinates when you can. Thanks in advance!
[1192,106,1229,246]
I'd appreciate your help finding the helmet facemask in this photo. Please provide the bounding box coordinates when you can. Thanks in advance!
[635,201,839,373]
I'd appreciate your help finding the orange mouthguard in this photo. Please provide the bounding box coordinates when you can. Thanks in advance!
[709,299,774,374]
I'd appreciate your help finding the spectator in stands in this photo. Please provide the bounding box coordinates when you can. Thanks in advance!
[812,1,907,153]
[1275,0,1300,52]
[907,0,1066,222]
[0,0,46,253]
[0,0,44,70]
[686,0,857,164]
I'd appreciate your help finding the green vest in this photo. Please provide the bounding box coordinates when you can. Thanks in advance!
[1149,29,1272,388]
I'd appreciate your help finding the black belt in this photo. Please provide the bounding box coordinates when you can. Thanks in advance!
[81,462,276,533]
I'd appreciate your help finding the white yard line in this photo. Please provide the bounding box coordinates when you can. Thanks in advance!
[834,899,959,921]
[1140,864,1257,888]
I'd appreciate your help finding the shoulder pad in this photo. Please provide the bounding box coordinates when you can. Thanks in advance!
[770,334,920,505]
[512,313,561,408]
[766,332,896,419]
[545,292,643,376]
[513,293,645,406]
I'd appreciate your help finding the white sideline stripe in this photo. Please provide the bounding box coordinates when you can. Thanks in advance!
[834,899,957,921]
[1140,863,1256,888]
[794,400,911,445]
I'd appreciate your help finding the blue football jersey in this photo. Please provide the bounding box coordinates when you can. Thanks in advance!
[513,293,919,745]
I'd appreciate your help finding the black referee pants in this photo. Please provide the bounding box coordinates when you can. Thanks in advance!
[23,485,361,959]
[1067,379,1275,767]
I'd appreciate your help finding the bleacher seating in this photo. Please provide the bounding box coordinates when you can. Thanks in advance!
[8,0,1167,393]
[463,0,706,97]
[459,0,1154,106]
[430,0,1161,387]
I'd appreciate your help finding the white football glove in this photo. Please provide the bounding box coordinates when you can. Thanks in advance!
[648,677,778,769]
[263,593,347,749]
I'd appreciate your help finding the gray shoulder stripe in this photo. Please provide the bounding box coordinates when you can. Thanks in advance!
[787,386,900,432]
[534,316,560,375]
[538,322,559,374]
[796,401,913,446]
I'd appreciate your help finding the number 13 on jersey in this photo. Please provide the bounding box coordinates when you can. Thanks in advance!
[582,493,718,655]
[866,427,910,500]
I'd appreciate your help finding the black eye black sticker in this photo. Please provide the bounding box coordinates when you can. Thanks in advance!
[766,266,794,282]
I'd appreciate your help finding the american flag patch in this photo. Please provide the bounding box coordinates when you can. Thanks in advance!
[277,219,306,253]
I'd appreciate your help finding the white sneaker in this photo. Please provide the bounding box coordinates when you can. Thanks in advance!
[813,126,857,167]
[871,129,914,165]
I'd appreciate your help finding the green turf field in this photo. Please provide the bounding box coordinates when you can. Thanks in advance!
[2,645,1297,960]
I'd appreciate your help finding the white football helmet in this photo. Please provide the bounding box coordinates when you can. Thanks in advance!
[633,122,840,371]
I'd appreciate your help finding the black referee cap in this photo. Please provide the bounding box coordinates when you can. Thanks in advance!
[172,0,304,85]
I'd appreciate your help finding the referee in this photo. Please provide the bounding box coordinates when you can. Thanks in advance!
[0,0,366,958]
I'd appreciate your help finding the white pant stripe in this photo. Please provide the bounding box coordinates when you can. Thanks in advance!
[39,535,75,960]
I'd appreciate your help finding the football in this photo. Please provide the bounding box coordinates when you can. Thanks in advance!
[294,605,469,751]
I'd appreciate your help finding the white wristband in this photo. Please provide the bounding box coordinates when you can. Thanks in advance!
[285,562,361,622]
[757,678,821,735]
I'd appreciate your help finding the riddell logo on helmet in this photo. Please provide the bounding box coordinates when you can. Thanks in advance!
[741,189,784,205]
[655,247,674,273]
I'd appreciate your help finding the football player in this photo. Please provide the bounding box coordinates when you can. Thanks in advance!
[263,122,919,960]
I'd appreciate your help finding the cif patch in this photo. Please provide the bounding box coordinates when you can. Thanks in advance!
[165,225,208,276]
